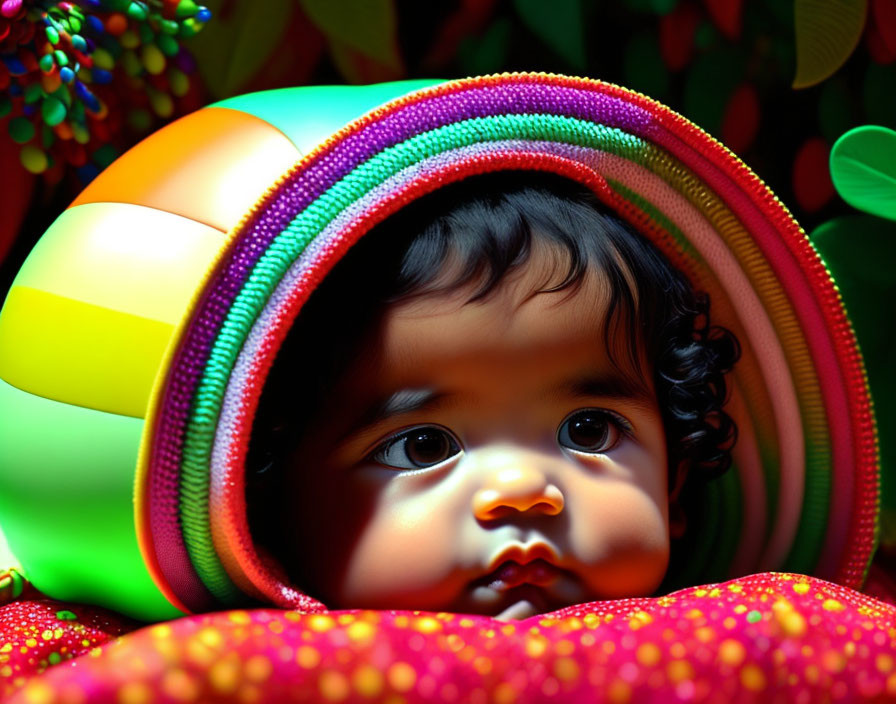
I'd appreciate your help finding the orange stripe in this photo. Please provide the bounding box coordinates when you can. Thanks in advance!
[71,108,301,233]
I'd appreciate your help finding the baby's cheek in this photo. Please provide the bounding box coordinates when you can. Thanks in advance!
[568,477,670,598]
[334,479,469,608]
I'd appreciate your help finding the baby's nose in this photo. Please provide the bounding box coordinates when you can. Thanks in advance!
[470,449,565,520]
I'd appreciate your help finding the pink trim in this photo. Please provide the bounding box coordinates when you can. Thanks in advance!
[595,152,801,571]
[645,123,854,579]
[594,152,786,570]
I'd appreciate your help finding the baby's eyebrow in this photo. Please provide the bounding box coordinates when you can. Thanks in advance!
[345,388,448,442]
[561,372,655,409]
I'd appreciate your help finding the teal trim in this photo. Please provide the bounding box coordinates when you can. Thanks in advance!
[212,80,446,156]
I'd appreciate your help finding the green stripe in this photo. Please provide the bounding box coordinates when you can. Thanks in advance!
[713,464,743,579]
[0,377,181,621]
[781,428,832,572]
[663,478,720,590]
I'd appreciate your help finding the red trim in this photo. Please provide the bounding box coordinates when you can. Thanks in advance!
[211,73,876,598]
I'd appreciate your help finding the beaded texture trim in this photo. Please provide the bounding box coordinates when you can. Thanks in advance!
[135,74,878,613]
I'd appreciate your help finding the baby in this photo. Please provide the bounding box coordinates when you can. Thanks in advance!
[247,171,740,621]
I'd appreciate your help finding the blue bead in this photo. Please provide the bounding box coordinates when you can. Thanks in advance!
[60,66,75,83]
[92,68,112,84]
[74,80,101,112]
[1,55,27,76]
[86,15,104,32]
[196,7,211,22]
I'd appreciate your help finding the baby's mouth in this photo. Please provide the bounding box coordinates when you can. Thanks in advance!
[479,558,563,591]
[470,558,581,619]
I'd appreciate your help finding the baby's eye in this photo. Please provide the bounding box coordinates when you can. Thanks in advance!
[557,409,627,454]
[370,426,462,470]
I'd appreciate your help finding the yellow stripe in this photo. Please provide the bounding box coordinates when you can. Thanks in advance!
[0,286,174,418]
[12,203,224,324]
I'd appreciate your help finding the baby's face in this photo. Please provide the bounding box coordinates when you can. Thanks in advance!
[287,251,670,619]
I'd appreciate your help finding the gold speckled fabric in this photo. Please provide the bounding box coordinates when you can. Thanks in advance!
[3,573,896,703]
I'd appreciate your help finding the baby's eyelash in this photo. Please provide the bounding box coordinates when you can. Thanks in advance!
[367,425,463,470]
[601,409,634,435]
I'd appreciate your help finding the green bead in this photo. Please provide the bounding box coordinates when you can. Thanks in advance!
[41,123,54,149]
[45,25,59,44]
[72,121,89,144]
[20,144,48,173]
[41,96,67,126]
[178,19,198,38]
[175,0,200,18]
[8,117,34,144]
[68,16,81,33]
[39,54,55,72]
[121,50,142,77]
[138,22,154,44]
[54,49,68,67]
[168,67,188,96]
[52,85,72,108]
[92,48,115,71]
[156,32,179,57]
[127,108,152,132]
[0,97,11,118]
[23,83,43,104]
[746,610,762,623]
[159,19,179,35]
[127,1,148,20]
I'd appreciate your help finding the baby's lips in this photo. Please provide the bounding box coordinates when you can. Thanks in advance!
[488,558,563,591]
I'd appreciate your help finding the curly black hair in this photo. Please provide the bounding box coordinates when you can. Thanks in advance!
[247,171,740,543]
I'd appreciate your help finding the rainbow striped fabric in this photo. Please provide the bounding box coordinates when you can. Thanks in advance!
[0,75,878,621]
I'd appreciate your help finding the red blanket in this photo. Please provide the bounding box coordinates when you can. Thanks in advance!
[3,572,896,702]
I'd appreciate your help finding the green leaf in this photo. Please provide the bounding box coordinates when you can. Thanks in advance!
[863,62,896,128]
[811,214,896,531]
[620,0,678,13]
[818,78,855,145]
[187,0,295,99]
[830,126,896,220]
[299,0,402,72]
[793,0,867,88]
[513,0,586,70]
[458,17,511,76]
[682,49,742,137]
[624,31,669,100]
